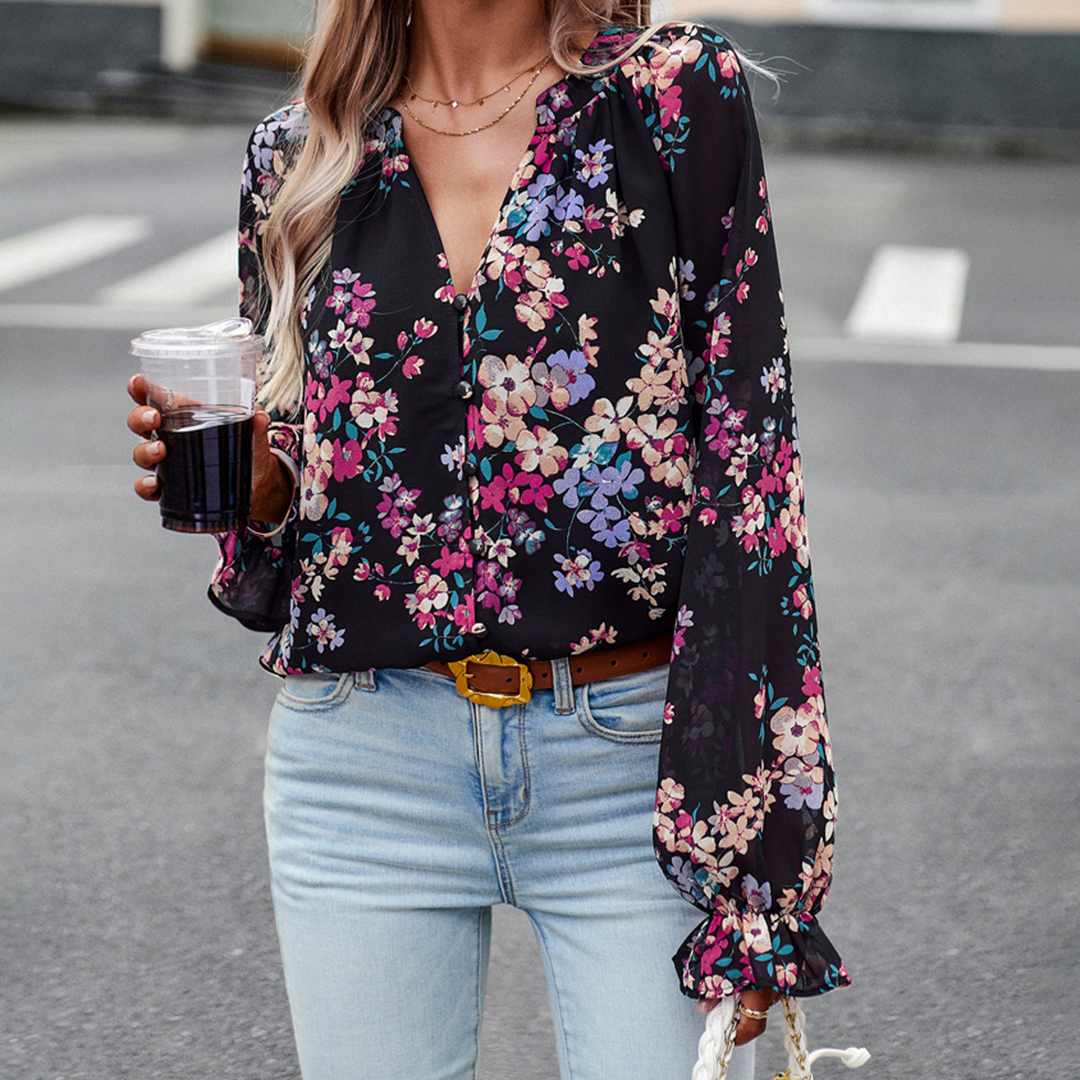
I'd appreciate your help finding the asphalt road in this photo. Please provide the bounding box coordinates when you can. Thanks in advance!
[1,115,1078,1080]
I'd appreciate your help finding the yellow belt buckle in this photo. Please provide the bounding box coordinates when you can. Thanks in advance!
[447,651,533,708]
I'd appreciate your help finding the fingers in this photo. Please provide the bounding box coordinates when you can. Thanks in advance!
[134,472,160,501]
[128,375,162,501]
[127,373,150,406]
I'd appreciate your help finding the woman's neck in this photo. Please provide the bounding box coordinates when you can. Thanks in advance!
[406,0,552,101]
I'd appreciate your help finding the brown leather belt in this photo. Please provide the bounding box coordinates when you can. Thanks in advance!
[425,633,672,708]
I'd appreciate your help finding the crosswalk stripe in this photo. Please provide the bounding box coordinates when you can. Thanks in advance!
[99,230,238,306]
[797,336,1080,372]
[845,245,970,342]
[0,303,228,331]
[0,215,150,293]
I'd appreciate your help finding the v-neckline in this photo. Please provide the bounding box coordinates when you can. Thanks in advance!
[399,113,546,302]
[384,26,618,301]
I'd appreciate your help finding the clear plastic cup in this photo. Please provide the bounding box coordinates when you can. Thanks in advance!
[131,318,261,533]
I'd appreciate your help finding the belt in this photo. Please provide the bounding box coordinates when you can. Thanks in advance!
[425,633,672,708]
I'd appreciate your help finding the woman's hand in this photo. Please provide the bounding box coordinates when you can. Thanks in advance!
[696,986,782,1046]
[126,374,292,522]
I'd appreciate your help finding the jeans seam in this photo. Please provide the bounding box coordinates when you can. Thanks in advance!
[471,908,484,1080]
[529,917,575,1080]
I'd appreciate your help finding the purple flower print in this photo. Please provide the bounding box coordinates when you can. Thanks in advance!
[575,140,614,188]
[307,608,345,653]
[553,550,604,595]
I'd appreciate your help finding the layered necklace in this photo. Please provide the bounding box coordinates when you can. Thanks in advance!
[399,53,551,137]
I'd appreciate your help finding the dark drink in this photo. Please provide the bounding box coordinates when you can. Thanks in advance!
[156,406,253,533]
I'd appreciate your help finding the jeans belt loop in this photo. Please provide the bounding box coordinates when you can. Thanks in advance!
[550,656,575,715]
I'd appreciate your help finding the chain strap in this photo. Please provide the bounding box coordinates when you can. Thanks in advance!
[692,994,870,1080]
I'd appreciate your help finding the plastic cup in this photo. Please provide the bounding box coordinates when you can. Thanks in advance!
[131,318,261,533]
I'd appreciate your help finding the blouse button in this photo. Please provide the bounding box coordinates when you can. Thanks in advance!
[470,622,488,637]
[452,293,468,313]
[456,380,473,400]
[469,537,486,556]
[462,460,478,477]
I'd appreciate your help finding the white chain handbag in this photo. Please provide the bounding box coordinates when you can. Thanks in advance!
[692,995,871,1080]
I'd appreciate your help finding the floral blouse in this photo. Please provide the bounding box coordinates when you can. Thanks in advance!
[212,23,849,1001]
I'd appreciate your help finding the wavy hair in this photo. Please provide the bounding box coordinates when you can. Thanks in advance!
[258,0,660,412]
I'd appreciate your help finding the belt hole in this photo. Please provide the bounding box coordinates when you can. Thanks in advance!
[610,659,617,666]
[575,666,584,674]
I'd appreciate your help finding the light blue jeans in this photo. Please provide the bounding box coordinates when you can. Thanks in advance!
[264,661,754,1080]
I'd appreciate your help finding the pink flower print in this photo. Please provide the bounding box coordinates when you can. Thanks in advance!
[718,48,741,81]
[704,316,731,365]
[478,354,537,422]
[581,203,606,233]
[300,455,332,522]
[656,777,685,814]
[565,243,590,270]
[753,683,767,720]
[553,550,604,595]
[306,608,345,654]
[452,599,475,633]
[766,521,788,558]
[743,914,772,955]
[776,963,799,990]
[770,703,823,758]
[736,281,750,303]
[656,83,684,129]
[341,280,377,327]
[373,583,391,601]
[326,527,353,571]
[731,490,767,551]
[802,664,823,699]
[584,395,634,443]
[761,357,787,403]
[672,604,694,654]
[433,544,466,578]
[330,437,363,482]
[402,355,424,379]
[756,213,770,235]
[792,582,813,619]
[413,317,437,339]
[405,566,449,627]
[515,425,568,476]
[574,139,614,188]
[514,289,556,332]
[350,373,398,432]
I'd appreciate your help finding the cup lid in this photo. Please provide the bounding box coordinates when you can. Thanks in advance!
[131,318,263,359]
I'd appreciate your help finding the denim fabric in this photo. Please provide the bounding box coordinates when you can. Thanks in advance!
[264,664,755,1080]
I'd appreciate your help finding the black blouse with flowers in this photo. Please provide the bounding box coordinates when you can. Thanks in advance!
[212,23,849,1001]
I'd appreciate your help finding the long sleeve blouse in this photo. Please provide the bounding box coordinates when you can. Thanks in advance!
[211,22,849,1000]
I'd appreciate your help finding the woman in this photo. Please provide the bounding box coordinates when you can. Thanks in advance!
[128,2,848,1077]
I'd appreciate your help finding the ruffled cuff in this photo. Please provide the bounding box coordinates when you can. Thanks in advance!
[675,902,851,999]
[207,422,299,632]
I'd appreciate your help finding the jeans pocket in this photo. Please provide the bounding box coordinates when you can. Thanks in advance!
[578,664,668,744]
[276,672,355,712]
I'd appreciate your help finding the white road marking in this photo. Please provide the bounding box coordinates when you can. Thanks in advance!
[796,337,1080,372]
[0,303,228,330]
[0,215,150,293]
[845,245,970,341]
[99,230,238,306]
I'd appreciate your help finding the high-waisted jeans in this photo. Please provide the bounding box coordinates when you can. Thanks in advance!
[264,661,754,1080]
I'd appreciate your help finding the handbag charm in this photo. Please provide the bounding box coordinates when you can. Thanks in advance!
[692,995,870,1080]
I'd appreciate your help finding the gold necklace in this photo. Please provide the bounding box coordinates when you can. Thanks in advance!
[399,56,550,138]
[403,53,550,110]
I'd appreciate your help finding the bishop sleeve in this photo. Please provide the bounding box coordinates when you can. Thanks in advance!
[644,27,850,999]
[208,110,304,632]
